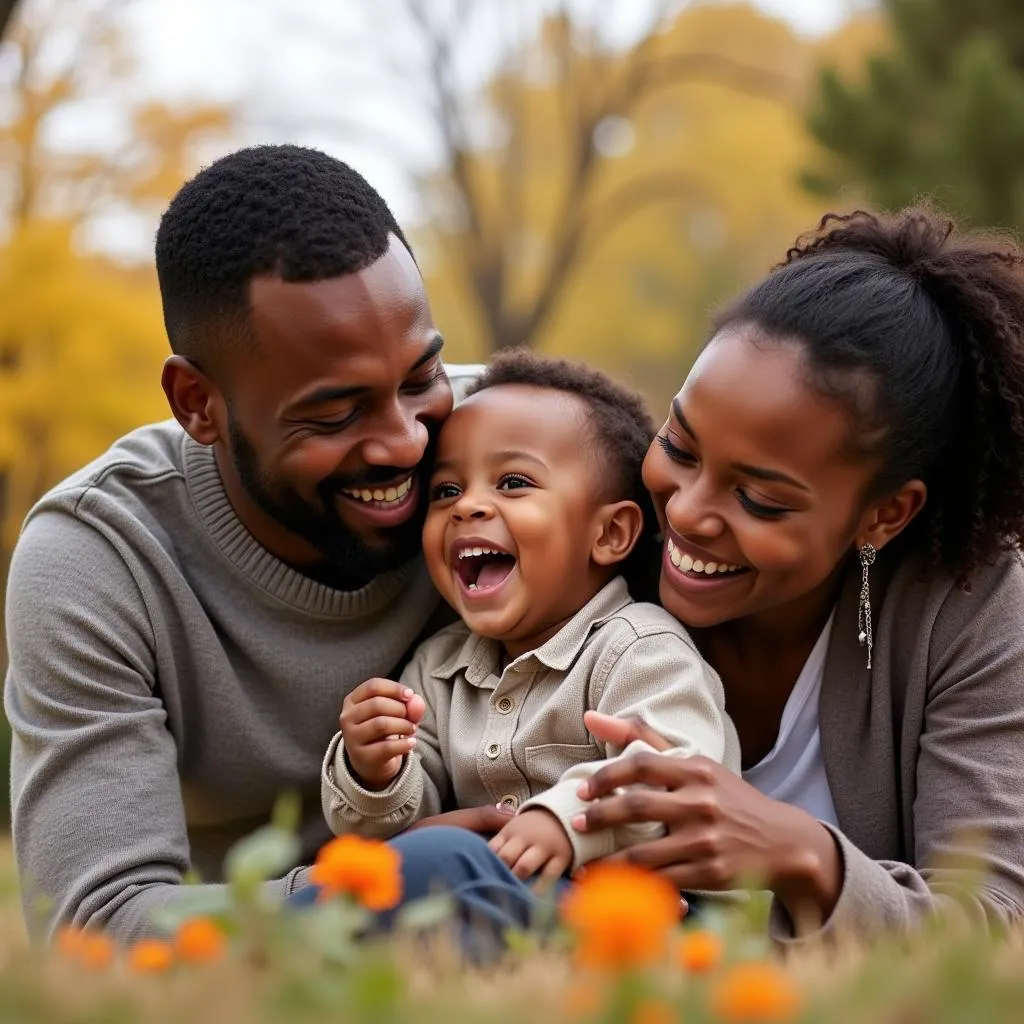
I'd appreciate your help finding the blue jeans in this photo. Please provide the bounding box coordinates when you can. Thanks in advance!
[289,826,568,960]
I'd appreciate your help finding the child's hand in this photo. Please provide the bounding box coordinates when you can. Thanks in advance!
[488,809,573,880]
[340,678,426,790]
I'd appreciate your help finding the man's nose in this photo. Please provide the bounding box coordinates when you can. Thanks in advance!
[361,405,430,468]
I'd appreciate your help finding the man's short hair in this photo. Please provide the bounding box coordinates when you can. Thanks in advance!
[155,144,409,367]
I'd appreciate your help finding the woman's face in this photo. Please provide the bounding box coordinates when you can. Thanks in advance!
[643,325,881,629]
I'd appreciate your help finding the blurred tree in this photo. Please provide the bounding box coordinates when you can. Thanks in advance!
[0,0,233,675]
[806,0,1024,230]
[296,1,802,358]
[411,4,869,405]
[0,1,18,40]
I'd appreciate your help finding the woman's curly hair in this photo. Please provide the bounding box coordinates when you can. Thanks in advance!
[713,206,1024,583]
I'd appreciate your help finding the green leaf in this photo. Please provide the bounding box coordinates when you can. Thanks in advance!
[393,894,455,933]
[149,888,233,932]
[225,825,301,892]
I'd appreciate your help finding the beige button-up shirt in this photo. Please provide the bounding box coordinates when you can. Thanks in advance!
[322,576,741,867]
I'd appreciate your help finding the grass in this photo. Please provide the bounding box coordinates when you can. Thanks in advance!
[2,826,1024,1024]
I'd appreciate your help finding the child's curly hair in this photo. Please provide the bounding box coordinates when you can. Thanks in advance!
[465,350,661,600]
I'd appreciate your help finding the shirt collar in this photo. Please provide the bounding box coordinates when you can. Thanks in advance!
[429,576,634,686]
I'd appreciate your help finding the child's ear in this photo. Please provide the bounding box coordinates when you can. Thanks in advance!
[591,500,644,567]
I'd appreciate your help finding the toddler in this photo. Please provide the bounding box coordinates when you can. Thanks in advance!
[321,352,740,879]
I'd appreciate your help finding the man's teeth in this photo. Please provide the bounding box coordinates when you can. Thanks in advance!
[666,538,742,575]
[342,476,413,505]
[457,546,505,559]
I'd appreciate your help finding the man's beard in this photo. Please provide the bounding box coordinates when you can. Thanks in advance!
[227,413,430,591]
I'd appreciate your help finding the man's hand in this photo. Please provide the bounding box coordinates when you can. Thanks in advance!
[340,678,425,789]
[489,809,574,881]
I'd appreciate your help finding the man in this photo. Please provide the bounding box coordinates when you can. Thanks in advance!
[3,144,498,942]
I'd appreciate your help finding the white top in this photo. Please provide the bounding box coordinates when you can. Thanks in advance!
[742,613,839,827]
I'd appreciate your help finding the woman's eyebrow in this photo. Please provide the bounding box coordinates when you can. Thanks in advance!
[671,398,809,492]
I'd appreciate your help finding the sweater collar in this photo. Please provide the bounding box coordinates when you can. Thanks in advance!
[183,434,426,619]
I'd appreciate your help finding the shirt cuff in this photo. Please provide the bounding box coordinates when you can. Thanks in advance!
[321,731,421,820]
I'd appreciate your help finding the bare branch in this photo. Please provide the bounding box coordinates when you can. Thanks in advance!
[514,171,704,347]
[642,50,798,102]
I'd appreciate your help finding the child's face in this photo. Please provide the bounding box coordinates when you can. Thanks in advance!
[423,385,621,656]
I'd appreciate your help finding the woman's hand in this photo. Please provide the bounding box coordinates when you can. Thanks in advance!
[407,804,515,835]
[581,711,843,926]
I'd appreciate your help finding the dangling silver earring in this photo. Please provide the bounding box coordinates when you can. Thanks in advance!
[857,543,877,670]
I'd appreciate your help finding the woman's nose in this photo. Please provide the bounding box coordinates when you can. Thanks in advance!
[664,483,724,539]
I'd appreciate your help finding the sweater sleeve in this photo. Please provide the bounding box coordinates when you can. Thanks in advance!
[770,555,1024,943]
[320,641,448,838]
[3,511,305,944]
[521,629,736,868]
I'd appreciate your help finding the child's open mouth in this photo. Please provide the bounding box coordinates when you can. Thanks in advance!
[452,543,518,595]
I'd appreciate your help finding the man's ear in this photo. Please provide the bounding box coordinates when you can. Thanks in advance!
[161,356,223,446]
[591,500,644,567]
[855,478,928,553]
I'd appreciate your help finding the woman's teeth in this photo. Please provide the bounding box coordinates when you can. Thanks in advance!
[666,538,743,575]
[342,476,413,506]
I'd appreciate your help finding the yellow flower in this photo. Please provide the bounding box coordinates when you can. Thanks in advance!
[676,929,724,974]
[309,834,403,911]
[128,939,175,974]
[561,862,680,971]
[709,961,803,1021]
[174,917,226,964]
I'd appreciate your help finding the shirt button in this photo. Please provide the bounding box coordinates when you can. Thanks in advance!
[498,794,519,811]
[485,742,501,759]
[496,697,513,713]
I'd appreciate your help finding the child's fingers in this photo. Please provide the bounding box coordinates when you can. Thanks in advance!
[494,834,527,869]
[539,852,571,880]
[343,695,410,725]
[405,693,426,725]
[509,844,550,881]
[348,678,415,706]
[347,716,417,743]
[354,736,417,768]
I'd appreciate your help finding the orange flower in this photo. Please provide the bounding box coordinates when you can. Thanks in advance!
[709,961,803,1022]
[128,939,175,974]
[174,917,226,964]
[630,997,678,1024]
[676,929,724,974]
[561,862,680,971]
[55,926,114,969]
[55,924,87,958]
[78,932,116,970]
[309,834,403,911]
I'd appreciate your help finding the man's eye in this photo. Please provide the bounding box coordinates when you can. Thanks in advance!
[306,410,359,432]
[431,482,461,501]
[403,365,447,395]
[497,474,533,491]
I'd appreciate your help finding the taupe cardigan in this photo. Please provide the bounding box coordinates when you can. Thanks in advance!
[773,547,1024,942]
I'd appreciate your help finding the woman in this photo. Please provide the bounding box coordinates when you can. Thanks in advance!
[386,206,1024,944]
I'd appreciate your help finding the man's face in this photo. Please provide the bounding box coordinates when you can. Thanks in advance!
[215,234,453,588]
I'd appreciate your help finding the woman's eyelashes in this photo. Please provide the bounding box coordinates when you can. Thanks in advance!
[656,434,794,520]
[735,489,792,520]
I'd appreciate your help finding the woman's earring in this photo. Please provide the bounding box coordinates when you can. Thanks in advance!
[857,543,877,670]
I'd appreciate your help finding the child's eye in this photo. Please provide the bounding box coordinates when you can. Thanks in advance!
[430,482,461,501]
[497,474,533,492]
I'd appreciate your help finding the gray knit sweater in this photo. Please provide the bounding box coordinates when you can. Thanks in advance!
[4,415,460,942]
